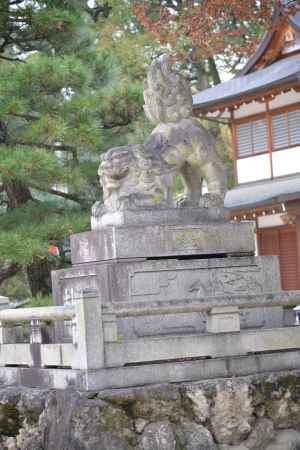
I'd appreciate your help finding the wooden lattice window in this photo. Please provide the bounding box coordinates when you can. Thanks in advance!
[272,108,300,150]
[236,118,268,157]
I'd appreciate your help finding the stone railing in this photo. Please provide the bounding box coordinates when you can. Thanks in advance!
[0,291,106,371]
[103,291,300,366]
[1,289,300,389]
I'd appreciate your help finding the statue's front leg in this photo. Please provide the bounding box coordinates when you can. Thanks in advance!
[176,163,202,207]
[202,160,227,198]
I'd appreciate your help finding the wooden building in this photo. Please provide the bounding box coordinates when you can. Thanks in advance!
[193,3,300,290]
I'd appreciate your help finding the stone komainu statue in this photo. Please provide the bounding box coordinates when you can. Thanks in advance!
[95,55,227,215]
[98,144,175,212]
[144,55,227,207]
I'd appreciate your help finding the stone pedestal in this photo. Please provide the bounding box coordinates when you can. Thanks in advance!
[91,206,229,229]
[52,207,285,342]
[71,221,255,264]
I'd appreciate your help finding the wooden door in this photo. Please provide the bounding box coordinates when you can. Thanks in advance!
[257,225,300,290]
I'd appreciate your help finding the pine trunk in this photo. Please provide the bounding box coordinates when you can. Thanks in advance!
[0,263,20,286]
[3,179,32,209]
[26,258,52,297]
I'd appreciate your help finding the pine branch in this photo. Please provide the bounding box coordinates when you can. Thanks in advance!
[11,140,76,153]
[102,119,132,129]
[29,183,88,206]
[9,113,39,121]
[47,188,86,204]
[0,37,9,53]
[9,0,25,5]
[0,55,25,63]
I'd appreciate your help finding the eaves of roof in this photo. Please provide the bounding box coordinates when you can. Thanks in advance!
[238,8,282,77]
[224,173,300,211]
[238,7,300,77]
[192,53,300,111]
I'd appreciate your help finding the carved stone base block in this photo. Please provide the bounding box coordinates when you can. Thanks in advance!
[51,255,288,341]
[51,207,289,344]
[71,221,255,264]
[207,306,240,333]
[91,207,229,230]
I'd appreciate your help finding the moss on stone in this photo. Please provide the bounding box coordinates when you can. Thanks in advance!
[0,403,20,436]
[277,374,300,396]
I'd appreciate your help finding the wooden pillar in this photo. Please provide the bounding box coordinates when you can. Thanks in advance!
[230,109,238,184]
[286,200,300,289]
[295,216,300,287]
[266,100,274,179]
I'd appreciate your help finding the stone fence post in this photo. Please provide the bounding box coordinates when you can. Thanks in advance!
[72,289,105,370]
[102,304,118,342]
[30,318,42,344]
[0,322,16,344]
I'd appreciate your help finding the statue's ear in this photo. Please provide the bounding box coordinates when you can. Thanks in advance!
[210,126,220,138]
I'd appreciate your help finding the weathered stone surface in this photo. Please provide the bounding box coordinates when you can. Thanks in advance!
[144,54,193,125]
[267,392,300,429]
[130,384,182,422]
[0,404,20,437]
[175,418,217,450]
[218,445,248,450]
[25,390,136,450]
[1,372,300,450]
[261,374,300,429]
[94,55,227,219]
[91,206,228,229]
[245,418,274,449]
[17,402,132,450]
[143,56,227,203]
[265,429,300,450]
[55,255,276,308]
[16,424,43,450]
[182,386,211,423]
[70,397,135,450]
[139,421,176,450]
[17,389,47,424]
[95,144,175,214]
[4,437,17,450]
[210,381,254,445]
[52,251,284,347]
[0,389,21,437]
[134,418,148,434]
[71,222,255,263]
[207,306,240,333]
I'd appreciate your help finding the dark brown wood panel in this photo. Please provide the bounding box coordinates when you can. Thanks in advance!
[257,225,300,290]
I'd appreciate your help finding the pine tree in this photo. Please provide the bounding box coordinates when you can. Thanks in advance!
[0,0,150,296]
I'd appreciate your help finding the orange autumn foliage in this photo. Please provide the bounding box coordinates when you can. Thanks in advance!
[133,1,299,62]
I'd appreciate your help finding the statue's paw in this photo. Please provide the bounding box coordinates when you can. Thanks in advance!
[175,195,194,208]
[198,193,224,208]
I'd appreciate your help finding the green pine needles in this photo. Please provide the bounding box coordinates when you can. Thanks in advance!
[0,0,151,296]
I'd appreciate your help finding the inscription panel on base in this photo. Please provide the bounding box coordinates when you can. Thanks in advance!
[129,266,263,302]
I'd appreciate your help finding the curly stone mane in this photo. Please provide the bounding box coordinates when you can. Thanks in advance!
[143,55,193,125]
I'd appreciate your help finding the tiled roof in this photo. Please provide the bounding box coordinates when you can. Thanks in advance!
[192,53,300,110]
